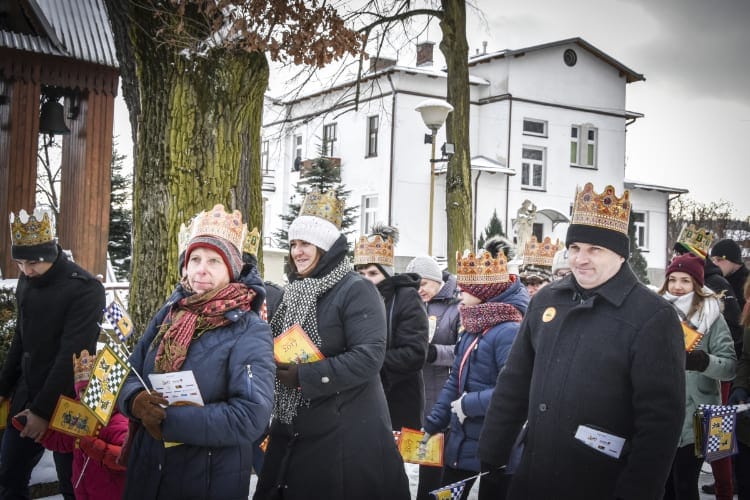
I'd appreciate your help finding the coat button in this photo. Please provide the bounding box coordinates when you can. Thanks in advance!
[321,376,330,383]
[539,403,548,412]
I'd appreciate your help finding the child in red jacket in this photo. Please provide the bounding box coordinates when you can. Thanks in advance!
[40,350,128,499]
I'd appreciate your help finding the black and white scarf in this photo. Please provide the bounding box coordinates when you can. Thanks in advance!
[270,258,352,423]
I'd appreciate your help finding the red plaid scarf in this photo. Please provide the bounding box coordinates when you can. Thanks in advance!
[459,301,523,333]
[154,282,256,373]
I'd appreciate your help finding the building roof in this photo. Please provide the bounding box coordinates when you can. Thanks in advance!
[624,180,689,195]
[435,155,515,175]
[0,0,118,68]
[469,37,644,84]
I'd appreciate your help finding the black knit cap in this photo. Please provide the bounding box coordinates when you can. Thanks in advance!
[566,224,630,259]
[710,238,743,265]
[11,240,59,262]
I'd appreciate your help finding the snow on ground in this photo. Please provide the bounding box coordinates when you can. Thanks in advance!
[32,449,724,499]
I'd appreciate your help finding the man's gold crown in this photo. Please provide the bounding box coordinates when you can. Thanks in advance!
[456,250,509,285]
[571,183,631,235]
[243,227,261,256]
[523,236,562,268]
[185,204,246,251]
[300,189,344,229]
[676,223,713,258]
[9,209,55,247]
[353,234,395,267]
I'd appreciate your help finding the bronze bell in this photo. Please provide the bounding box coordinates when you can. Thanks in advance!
[39,100,70,135]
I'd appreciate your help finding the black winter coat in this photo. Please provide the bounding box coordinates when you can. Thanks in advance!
[377,273,428,430]
[705,259,743,357]
[478,264,685,500]
[0,251,104,420]
[255,236,409,500]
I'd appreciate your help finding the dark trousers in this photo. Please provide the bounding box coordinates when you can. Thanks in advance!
[416,464,443,500]
[0,424,45,500]
[53,450,74,500]
[735,441,750,500]
[663,444,702,500]
[440,465,509,500]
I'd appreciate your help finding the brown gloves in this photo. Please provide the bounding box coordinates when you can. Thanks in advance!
[131,390,168,440]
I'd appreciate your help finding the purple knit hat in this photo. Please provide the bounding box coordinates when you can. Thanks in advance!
[666,253,705,288]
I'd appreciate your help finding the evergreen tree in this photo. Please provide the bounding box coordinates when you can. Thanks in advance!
[628,213,650,285]
[108,144,133,280]
[476,209,505,251]
[275,152,358,249]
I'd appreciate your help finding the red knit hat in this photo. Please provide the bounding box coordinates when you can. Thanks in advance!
[666,253,705,288]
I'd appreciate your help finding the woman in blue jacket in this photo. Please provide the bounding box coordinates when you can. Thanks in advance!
[117,205,275,500]
[422,250,528,500]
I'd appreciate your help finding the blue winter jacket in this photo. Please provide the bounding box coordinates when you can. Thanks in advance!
[423,278,529,472]
[118,270,275,500]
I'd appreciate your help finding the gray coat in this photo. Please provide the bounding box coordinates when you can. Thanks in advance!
[423,273,461,420]
[479,264,686,500]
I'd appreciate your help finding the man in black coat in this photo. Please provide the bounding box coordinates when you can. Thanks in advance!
[711,238,749,310]
[0,209,104,500]
[478,184,685,499]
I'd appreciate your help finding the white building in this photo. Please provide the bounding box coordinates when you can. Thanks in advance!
[261,37,685,283]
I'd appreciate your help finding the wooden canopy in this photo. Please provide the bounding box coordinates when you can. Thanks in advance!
[0,0,119,278]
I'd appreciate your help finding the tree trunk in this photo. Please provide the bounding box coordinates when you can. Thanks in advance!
[439,0,473,272]
[104,1,267,332]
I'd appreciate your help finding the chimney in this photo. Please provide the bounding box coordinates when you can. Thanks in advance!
[416,41,435,67]
[482,41,488,55]
[369,54,397,72]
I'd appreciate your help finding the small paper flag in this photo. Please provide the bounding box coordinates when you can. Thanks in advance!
[80,344,130,425]
[49,395,98,438]
[104,297,134,342]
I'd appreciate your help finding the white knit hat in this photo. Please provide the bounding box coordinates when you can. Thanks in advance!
[288,215,340,251]
[551,249,570,275]
[406,256,443,284]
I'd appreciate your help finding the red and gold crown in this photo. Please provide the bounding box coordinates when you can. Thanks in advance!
[300,189,344,229]
[243,227,261,256]
[676,223,713,258]
[73,349,95,384]
[354,234,395,267]
[523,236,563,268]
[9,209,55,247]
[571,183,630,235]
[456,250,509,285]
[187,204,246,251]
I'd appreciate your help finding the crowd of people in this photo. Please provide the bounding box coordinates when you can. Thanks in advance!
[0,180,748,500]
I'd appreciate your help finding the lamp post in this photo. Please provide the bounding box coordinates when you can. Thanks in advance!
[415,99,454,256]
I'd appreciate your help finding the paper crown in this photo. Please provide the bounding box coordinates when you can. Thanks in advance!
[353,226,396,267]
[9,209,56,247]
[183,204,246,252]
[456,250,509,285]
[571,183,631,235]
[243,227,261,256]
[523,236,563,268]
[676,223,713,258]
[73,349,95,383]
[299,189,344,229]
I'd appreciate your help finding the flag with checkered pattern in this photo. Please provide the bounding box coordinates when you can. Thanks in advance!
[80,343,130,425]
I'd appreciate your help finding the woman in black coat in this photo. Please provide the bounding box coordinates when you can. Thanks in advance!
[255,197,409,500]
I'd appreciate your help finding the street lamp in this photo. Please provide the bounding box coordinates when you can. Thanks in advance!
[415,98,454,255]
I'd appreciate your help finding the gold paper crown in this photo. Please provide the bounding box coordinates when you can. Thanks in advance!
[353,235,395,267]
[73,349,95,383]
[676,223,713,258]
[9,209,55,247]
[299,189,344,229]
[571,183,630,235]
[187,204,246,252]
[456,250,509,285]
[523,236,563,268]
[243,227,261,256]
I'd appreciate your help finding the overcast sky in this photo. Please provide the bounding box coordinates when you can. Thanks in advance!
[465,0,750,218]
[113,0,749,217]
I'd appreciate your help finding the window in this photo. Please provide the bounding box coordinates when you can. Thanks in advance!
[294,134,303,160]
[632,211,648,249]
[532,223,544,242]
[523,118,547,137]
[261,140,269,174]
[323,123,337,157]
[570,124,597,168]
[366,115,379,157]
[521,146,545,189]
[361,195,378,234]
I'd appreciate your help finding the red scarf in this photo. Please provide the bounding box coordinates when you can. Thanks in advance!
[459,301,523,334]
[154,282,256,373]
